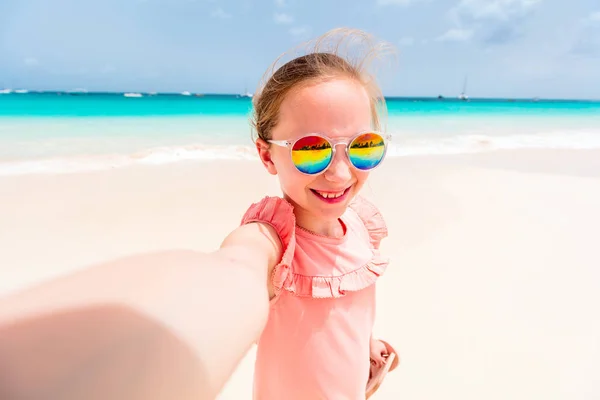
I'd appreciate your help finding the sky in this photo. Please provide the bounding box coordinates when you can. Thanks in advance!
[1,0,599,99]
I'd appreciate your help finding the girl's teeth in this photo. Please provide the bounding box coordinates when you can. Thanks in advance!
[317,190,344,199]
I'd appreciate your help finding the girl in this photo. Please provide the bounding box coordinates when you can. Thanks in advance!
[0,28,398,400]
[220,27,399,399]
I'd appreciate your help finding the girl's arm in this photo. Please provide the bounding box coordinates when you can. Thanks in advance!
[0,223,281,400]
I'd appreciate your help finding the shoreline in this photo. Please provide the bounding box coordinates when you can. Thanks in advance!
[393,148,600,178]
[2,148,600,178]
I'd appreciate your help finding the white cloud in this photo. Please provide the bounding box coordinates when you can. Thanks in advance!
[435,28,474,42]
[443,0,542,46]
[274,12,293,24]
[398,36,415,46]
[210,8,231,19]
[24,57,39,67]
[452,0,542,21]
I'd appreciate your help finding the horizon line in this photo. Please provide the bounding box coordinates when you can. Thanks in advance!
[1,90,599,102]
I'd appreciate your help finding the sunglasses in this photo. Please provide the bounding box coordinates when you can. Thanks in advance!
[268,131,391,175]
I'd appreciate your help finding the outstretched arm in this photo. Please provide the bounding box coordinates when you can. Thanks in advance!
[0,222,281,400]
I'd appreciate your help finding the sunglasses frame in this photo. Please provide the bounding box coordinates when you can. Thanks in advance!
[268,131,392,175]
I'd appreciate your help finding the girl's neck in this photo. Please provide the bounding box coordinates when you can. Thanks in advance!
[293,209,346,239]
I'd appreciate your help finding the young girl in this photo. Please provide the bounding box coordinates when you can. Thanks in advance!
[0,28,398,400]
[220,28,399,399]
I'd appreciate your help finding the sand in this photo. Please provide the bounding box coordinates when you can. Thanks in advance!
[1,149,599,399]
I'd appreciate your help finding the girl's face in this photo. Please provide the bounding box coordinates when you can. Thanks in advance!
[257,78,373,223]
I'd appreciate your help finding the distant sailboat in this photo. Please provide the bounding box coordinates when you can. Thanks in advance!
[458,75,469,101]
[240,86,253,98]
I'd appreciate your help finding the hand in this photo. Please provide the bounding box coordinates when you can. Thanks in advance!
[369,338,390,371]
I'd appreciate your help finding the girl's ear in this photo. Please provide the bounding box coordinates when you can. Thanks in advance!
[256,138,278,175]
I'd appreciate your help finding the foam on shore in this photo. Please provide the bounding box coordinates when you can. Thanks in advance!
[2,128,600,176]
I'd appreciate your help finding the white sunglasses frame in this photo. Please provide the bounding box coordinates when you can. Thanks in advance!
[267,131,392,175]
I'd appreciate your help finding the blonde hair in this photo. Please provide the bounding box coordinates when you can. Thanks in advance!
[250,28,396,142]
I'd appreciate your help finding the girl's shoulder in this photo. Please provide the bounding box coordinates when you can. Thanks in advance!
[347,195,388,250]
[240,196,295,231]
[240,196,296,249]
[240,196,296,297]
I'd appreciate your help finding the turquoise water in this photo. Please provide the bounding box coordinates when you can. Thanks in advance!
[0,92,599,175]
[0,93,254,117]
[2,92,599,118]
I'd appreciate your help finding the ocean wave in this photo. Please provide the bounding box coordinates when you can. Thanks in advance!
[1,131,600,176]
[0,145,257,176]
[388,130,600,156]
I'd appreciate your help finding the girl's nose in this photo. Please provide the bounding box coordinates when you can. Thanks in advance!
[323,146,352,183]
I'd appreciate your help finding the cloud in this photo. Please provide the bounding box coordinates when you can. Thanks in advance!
[210,8,231,19]
[451,0,542,22]
[483,23,524,45]
[435,28,473,42]
[444,0,543,46]
[274,12,293,24]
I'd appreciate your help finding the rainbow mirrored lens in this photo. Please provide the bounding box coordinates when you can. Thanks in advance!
[348,132,386,170]
[291,135,333,174]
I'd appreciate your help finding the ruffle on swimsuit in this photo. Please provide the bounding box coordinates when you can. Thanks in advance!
[241,195,389,299]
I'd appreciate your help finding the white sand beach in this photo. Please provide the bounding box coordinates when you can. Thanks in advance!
[1,149,599,399]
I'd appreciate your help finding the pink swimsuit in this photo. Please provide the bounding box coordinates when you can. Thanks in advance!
[240,195,389,399]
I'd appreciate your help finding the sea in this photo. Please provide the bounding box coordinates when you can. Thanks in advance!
[1,91,599,176]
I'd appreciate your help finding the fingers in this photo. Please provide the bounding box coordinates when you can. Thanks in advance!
[370,353,388,369]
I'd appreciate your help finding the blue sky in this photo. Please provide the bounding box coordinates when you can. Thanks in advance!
[1,0,599,99]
